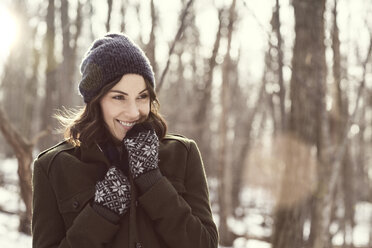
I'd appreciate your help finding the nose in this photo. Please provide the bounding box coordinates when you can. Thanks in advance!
[125,100,140,120]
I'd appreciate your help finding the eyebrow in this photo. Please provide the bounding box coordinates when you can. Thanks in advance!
[109,88,148,95]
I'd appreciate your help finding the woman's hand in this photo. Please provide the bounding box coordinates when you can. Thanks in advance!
[123,123,159,179]
[93,166,131,221]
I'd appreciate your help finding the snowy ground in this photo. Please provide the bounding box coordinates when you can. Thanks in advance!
[0,158,371,247]
[0,158,31,248]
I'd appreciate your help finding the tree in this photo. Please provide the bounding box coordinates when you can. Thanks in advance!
[272,0,328,247]
[272,0,286,131]
[59,0,83,108]
[328,1,356,245]
[41,0,58,150]
[217,0,237,246]
[0,107,48,234]
[0,0,43,234]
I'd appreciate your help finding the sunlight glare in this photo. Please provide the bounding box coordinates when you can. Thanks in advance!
[0,7,18,57]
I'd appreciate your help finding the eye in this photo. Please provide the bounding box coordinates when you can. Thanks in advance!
[138,93,149,100]
[112,95,125,100]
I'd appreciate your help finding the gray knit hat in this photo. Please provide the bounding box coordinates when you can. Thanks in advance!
[79,33,155,103]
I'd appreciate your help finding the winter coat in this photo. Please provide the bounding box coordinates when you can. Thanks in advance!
[32,134,218,248]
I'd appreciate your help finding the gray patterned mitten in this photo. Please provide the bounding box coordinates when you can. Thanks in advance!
[123,123,159,179]
[123,123,162,193]
[93,167,131,222]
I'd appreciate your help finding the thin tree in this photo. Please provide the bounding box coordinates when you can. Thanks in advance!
[329,1,356,246]
[59,0,83,108]
[106,0,113,31]
[41,0,58,149]
[145,0,158,77]
[273,0,286,131]
[217,0,237,246]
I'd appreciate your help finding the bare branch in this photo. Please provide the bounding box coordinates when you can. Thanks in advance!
[329,30,372,195]
[156,0,194,92]
[0,106,31,152]
[241,0,278,50]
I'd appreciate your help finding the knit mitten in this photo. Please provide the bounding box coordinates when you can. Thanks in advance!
[123,122,162,192]
[93,167,131,223]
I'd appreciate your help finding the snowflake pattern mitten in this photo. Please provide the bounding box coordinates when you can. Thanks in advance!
[123,123,159,179]
[93,166,131,218]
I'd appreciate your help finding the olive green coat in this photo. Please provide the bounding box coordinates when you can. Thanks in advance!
[32,134,218,248]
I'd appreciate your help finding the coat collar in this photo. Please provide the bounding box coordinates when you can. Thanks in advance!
[79,142,111,169]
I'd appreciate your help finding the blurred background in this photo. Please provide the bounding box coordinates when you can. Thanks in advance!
[0,0,371,247]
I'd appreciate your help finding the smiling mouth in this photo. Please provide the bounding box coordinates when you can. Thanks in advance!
[117,120,136,128]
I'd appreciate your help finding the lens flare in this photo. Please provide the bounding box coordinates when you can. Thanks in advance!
[0,7,18,59]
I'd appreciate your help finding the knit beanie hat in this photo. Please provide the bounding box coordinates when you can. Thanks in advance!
[79,33,155,103]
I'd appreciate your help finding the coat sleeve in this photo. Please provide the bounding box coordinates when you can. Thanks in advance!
[32,159,120,248]
[138,140,219,248]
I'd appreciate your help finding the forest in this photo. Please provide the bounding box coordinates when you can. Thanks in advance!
[0,0,371,247]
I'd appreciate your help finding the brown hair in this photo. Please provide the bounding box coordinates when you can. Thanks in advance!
[56,79,167,146]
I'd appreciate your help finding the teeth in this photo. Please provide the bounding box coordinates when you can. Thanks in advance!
[118,120,136,127]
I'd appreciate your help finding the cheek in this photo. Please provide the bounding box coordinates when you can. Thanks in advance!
[101,100,117,124]
[140,101,150,116]
[137,102,150,116]
[101,103,110,120]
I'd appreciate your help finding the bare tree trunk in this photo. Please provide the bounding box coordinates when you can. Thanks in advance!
[193,9,223,177]
[217,0,236,246]
[329,1,356,247]
[106,0,113,32]
[273,0,286,131]
[0,107,33,234]
[263,45,279,136]
[145,0,158,77]
[297,0,332,246]
[230,78,265,213]
[41,0,58,149]
[59,0,83,108]
[217,54,232,246]
[88,0,95,41]
[59,0,73,107]
[23,28,40,139]
[72,1,83,56]
[272,0,327,247]
[120,0,127,32]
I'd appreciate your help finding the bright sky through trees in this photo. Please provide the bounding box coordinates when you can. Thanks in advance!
[0,5,18,63]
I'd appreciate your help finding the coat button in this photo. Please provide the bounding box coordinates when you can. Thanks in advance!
[72,201,79,209]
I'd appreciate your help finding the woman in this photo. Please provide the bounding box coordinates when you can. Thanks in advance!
[32,33,218,248]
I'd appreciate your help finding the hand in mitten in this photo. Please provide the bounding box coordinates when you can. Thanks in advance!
[93,166,131,223]
[123,122,162,192]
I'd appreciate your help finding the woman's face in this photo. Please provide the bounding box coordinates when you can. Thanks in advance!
[100,73,150,141]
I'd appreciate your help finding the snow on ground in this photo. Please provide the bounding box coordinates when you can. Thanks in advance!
[0,213,31,248]
[0,158,31,247]
[0,157,371,247]
[353,202,372,246]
